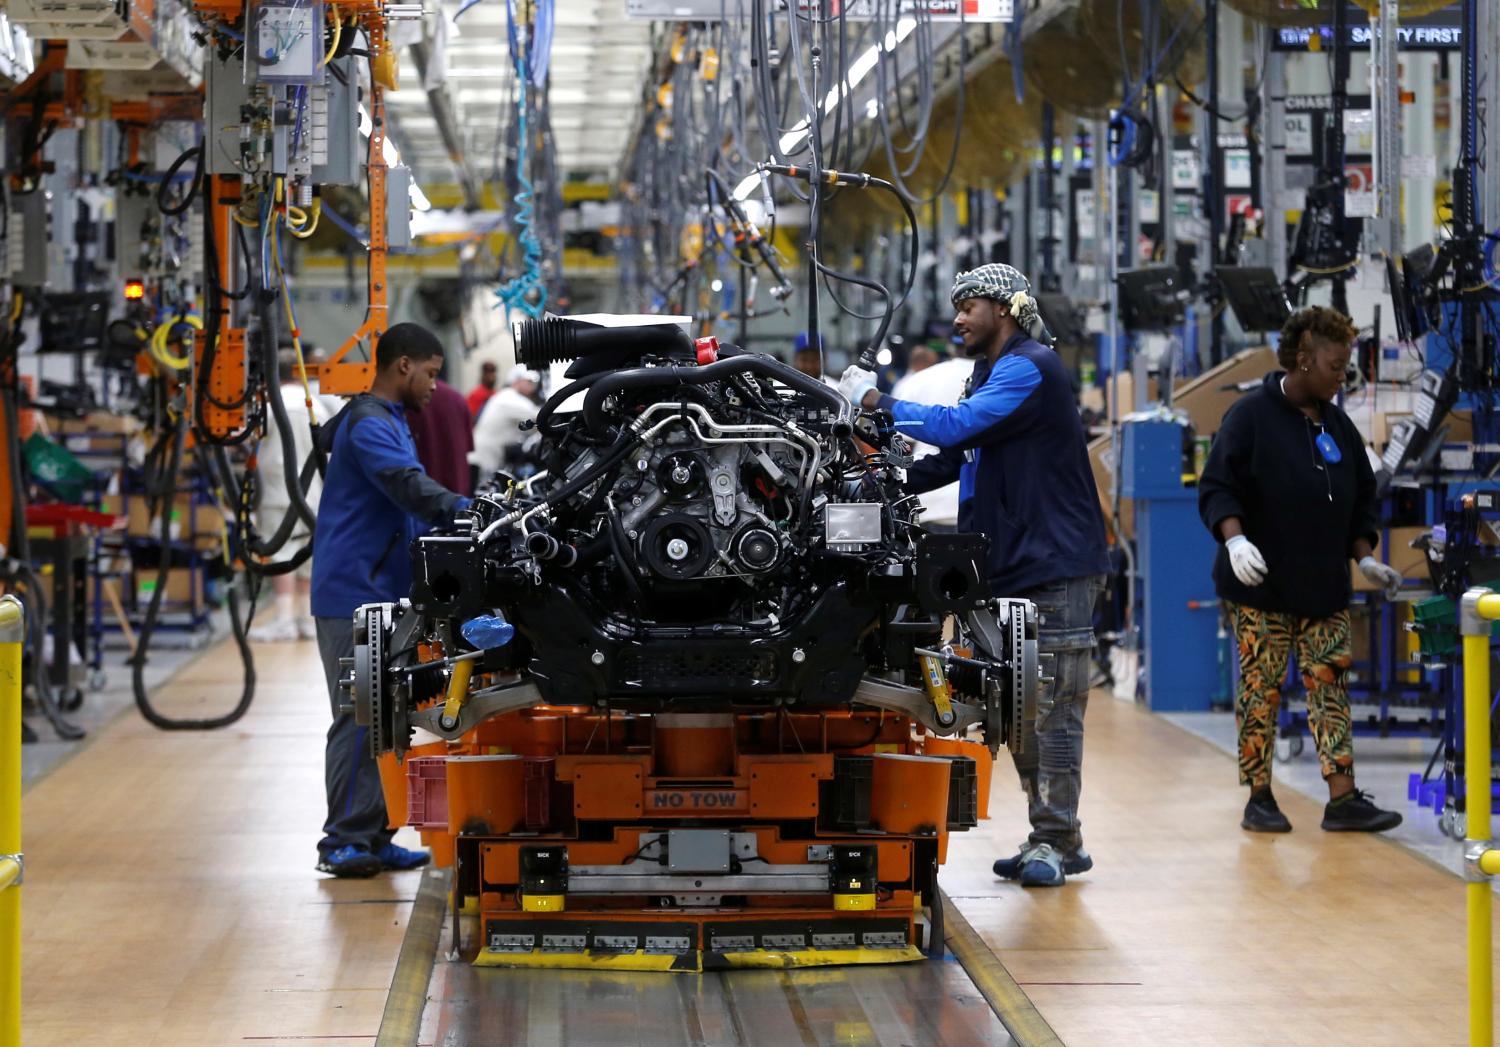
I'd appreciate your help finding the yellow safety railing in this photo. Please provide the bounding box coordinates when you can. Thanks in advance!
[1,594,23,1047]
[1459,588,1500,1045]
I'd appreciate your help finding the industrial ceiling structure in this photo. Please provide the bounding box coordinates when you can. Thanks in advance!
[389,0,655,189]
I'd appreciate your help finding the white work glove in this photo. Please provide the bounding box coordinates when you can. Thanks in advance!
[1225,535,1268,587]
[837,365,878,408]
[1358,556,1403,599]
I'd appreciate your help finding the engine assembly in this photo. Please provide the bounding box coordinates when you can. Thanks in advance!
[347,316,1042,970]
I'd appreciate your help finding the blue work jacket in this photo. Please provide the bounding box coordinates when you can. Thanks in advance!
[310,394,471,619]
[876,333,1110,595]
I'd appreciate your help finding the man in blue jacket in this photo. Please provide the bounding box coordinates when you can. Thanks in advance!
[310,323,473,877]
[840,263,1110,887]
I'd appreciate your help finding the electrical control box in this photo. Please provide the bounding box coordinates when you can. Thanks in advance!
[250,0,323,84]
[309,56,359,185]
[386,164,412,249]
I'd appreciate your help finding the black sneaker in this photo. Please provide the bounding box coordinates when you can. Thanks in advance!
[1242,792,1292,833]
[1321,789,1403,832]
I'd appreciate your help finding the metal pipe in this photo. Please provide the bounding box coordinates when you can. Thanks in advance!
[1205,0,1224,363]
[1,594,23,1047]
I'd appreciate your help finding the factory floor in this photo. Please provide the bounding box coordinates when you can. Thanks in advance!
[16,637,1491,1046]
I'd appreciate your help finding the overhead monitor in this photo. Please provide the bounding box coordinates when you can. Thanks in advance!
[1215,267,1292,334]
[1036,293,1088,348]
[1117,267,1190,332]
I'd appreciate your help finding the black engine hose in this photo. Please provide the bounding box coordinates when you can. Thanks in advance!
[581,355,852,439]
[254,290,319,532]
[534,372,606,440]
[132,418,257,730]
[211,443,318,562]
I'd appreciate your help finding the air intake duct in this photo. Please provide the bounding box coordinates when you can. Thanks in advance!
[513,317,695,370]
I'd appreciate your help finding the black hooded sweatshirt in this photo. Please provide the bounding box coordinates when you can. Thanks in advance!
[1198,371,1379,619]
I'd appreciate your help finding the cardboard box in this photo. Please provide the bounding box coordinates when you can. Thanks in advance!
[133,566,204,611]
[1089,347,1279,541]
[111,493,227,542]
[54,411,141,436]
[1371,409,1472,452]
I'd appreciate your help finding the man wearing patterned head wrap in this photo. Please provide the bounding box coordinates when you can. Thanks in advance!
[837,263,1109,889]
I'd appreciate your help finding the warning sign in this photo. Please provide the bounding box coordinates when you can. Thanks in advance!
[1345,163,1376,217]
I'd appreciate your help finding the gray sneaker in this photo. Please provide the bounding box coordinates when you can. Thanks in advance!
[993,843,1092,879]
[1017,844,1066,887]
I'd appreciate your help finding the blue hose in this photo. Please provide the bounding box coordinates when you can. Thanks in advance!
[495,0,548,320]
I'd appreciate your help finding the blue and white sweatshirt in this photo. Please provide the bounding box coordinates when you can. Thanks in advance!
[876,333,1110,594]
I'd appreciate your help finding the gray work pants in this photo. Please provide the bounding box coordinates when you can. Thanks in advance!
[316,616,394,858]
[1011,574,1106,857]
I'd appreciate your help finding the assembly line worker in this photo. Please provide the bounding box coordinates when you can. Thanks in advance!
[471,364,542,478]
[1198,305,1404,835]
[838,263,1111,888]
[309,323,473,878]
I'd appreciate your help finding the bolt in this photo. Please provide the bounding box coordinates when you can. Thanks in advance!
[714,474,731,487]
[590,650,606,666]
[636,458,649,471]
[672,465,691,485]
[631,496,643,507]
[628,530,639,541]
[791,648,806,664]
[666,538,690,561]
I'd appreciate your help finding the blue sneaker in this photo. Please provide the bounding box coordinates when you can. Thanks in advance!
[993,844,1092,880]
[1017,844,1066,888]
[317,845,382,878]
[375,842,431,871]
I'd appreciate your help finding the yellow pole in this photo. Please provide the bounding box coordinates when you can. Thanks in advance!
[0,594,23,1047]
[1460,589,1500,1046]
[1464,629,1493,1047]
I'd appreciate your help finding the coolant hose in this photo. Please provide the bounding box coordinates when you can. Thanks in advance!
[581,355,852,439]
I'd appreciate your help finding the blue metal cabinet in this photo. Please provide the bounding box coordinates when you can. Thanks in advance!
[1121,419,1223,711]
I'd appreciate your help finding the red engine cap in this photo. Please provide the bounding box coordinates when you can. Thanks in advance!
[695,336,720,365]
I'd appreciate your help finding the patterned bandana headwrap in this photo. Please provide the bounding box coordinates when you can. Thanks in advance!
[950,263,1043,340]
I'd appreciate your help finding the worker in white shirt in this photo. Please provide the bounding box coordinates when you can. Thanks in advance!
[471,364,542,479]
[887,349,971,530]
[250,350,341,642]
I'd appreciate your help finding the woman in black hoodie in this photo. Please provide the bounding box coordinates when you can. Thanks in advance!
[1199,306,1404,834]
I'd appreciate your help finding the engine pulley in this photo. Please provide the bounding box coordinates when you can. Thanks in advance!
[640,513,715,579]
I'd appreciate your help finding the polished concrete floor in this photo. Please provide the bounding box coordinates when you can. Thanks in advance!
[19,636,1495,1045]
[1163,707,1483,880]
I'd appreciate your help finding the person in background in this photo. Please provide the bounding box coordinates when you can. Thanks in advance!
[249,349,334,643]
[310,323,471,878]
[885,349,970,531]
[1198,305,1404,835]
[408,376,475,498]
[839,263,1111,888]
[890,345,939,399]
[467,360,499,419]
[792,332,839,388]
[471,365,541,479]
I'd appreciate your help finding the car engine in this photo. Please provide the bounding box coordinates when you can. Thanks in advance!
[350,316,1040,760]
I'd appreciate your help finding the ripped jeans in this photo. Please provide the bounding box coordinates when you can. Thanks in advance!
[1010,574,1105,857]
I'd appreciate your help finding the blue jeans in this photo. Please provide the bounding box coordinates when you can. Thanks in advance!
[1011,574,1105,856]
